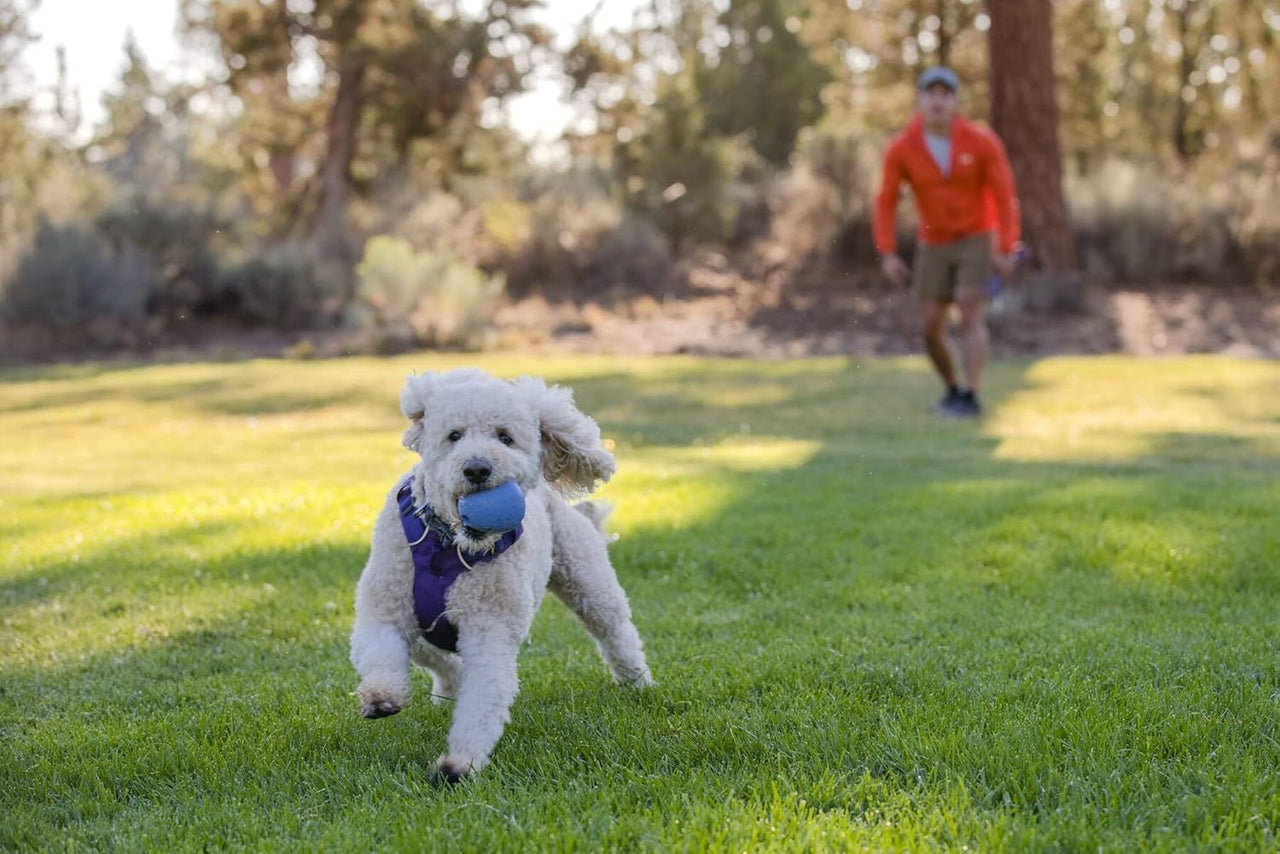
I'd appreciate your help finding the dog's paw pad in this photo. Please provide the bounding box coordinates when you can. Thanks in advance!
[434,758,472,785]
[360,699,404,719]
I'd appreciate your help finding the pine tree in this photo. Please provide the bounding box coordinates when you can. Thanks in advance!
[986,0,1079,293]
[183,0,546,287]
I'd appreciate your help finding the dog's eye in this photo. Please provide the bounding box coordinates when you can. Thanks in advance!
[447,430,463,443]
[496,430,514,446]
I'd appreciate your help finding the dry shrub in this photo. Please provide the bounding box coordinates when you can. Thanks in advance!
[2,220,152,331]
[501,195,619,297]
[583,216,678,297]
[772,120,884,261]
[1068,153,1279,286]
[218,242,339,328]
[350,235,505,349]
[95,199,225,320]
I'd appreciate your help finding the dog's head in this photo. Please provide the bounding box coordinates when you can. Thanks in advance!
[399,369,615,545]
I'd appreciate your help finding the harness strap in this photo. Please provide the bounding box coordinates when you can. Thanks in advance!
[394,473,524,652]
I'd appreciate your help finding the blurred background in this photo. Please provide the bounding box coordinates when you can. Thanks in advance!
[1,0,1276,359]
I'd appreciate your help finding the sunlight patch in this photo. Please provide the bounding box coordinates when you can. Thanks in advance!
[985,357,1280,462]
[606,437,822,532]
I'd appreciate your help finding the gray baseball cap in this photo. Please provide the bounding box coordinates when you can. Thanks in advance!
[918,66,960,92]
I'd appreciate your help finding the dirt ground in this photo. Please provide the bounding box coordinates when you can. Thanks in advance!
[2,258,1277,364]
[491,256,1280,359]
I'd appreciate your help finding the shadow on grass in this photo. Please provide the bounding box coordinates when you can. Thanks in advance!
[0,373,398,419]
[0,516,365,619]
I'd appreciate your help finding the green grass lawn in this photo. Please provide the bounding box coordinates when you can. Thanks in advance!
[2,354,1277,852]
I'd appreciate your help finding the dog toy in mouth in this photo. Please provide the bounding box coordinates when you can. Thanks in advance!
[458,480,526,533]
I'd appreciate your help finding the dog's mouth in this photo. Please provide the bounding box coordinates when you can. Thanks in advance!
[452,524,497,551]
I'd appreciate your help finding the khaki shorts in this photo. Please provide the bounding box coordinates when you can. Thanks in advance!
[913,232,992,303]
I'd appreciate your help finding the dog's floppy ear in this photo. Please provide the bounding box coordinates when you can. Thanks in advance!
[513,376,616,494]
[399,373,437,453]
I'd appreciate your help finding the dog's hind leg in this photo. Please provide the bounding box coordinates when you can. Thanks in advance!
[410,640,461,705]
[549,500,653,686]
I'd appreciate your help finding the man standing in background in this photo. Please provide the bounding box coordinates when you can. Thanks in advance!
[874,66,1021,417]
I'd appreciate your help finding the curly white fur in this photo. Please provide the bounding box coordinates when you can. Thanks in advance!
[350,368,653,782]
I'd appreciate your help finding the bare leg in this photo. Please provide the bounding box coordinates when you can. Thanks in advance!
[955,285,989,393]
[920,299,959,389]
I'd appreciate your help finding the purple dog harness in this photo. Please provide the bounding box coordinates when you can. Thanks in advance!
[395,474,523,653]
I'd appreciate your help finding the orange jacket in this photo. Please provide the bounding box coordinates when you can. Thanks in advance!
[873,114,1021,255]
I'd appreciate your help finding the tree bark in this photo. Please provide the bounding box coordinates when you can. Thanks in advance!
[986,0,1079,290]
[309,56,367,301]
[935,0,951,67]
[1172,1,1201,162]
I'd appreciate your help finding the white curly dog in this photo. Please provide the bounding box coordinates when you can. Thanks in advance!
[350,368,653,782]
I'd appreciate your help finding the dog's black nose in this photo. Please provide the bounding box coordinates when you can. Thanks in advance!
[463,458,492,485]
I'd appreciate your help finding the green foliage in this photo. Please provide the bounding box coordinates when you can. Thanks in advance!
[773,116,884,258]
[1068,155,1280,285]
[698,0,831,165]
[184,0,548,279]
[1230,151,1280,286]
[499,190,619,297]
[585,215,678,296]
[350,235,504,348]
[486,184,680,299]
[1,0,1278,335]
[95,199,226,320]
[2,355,1279,849]
[616,75,751,247]
[220,242,336,328]
[0,0,37,105]
[2,220,152,329]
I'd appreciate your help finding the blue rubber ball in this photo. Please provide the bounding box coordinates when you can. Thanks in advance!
[458,481,526,533]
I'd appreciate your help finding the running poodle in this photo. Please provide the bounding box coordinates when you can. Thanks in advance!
[350,368,653,782]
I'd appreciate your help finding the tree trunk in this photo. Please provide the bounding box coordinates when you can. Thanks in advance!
[1172,2,1195,161]
[309,57,367,305]
[935,0,951,67]
[986,0,1079,309]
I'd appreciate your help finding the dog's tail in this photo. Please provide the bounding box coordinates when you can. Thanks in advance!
[573,500,617,542]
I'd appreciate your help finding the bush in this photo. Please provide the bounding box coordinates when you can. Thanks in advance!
[1067,155,1279,286]
[772,119,883,261]
[350,236,504,349]
[218,242,338,328]
[502,195,623,298]
[393,193,488,265]
[2,220,152,330]
[387,177,681,302]
[1228,152,1280,286]
[584,216,678,296]
[94,200,225,320]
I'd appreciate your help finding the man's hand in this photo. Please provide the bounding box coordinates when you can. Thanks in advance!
[990,250,1015,279]
[880,253,910,287]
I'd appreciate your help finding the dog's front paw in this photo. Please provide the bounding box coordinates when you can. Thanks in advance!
[434,755,474,785]
[360,698,403,719]
[616,667,655,688]
[357,684,406,719]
